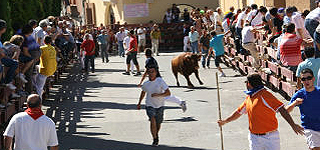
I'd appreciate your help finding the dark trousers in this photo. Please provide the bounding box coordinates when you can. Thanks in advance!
[85,55,95,72]
[1,58,18,84]
[305,19,320,58]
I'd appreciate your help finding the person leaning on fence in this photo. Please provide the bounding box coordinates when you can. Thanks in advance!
[218,73,304,150]
[286,68,320,150]
[296,47,320,89]
[34,35,57,100]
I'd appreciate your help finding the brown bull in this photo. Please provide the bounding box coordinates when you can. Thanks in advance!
[171,53,203,88]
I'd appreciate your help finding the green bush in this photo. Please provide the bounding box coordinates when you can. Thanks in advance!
[0,0,61,41]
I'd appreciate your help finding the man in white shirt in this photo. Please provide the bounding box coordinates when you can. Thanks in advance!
[250,7,268,27]
[137,25,146,53]
[292,12,312,40]
[3,94,58,150]
[242,24,262,69]
[235,7,251,54]
[214,7,224,33]
[33,20,48,46]
[116,27,127,57]
[246,4,258,24]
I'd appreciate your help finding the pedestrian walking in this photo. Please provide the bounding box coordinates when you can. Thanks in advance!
[137,66,170,147]
[123,33,135,73]
[218,73,304,150]
[3,94,59,150]
[286,68,320,150]
[122,30,141,76]
[97,29,109,63]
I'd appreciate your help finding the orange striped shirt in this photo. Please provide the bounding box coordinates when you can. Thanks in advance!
[237,89,284,134]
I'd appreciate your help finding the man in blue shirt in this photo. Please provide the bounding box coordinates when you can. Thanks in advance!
[209,31,226,77]
[286,68,320,150]
[296,47,320,89]
[97,30,109,63]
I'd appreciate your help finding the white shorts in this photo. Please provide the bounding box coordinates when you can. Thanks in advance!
[249,130,280,150]
[138,39,146,47]
[305,129,320,148]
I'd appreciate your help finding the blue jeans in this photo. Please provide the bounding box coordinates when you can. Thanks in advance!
[118,41,124,57]
[1,58,18,84]
[235,27,246,54]
[201,49,212,67]
[305,19,320,58]
[191,41,198,53]
[100,44,109,62]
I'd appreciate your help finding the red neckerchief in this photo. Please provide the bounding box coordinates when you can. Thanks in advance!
[25,108,44,120]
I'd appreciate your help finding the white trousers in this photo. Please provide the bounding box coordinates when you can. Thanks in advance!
[152,39,159,55]
[184,44,191,52]
[249,131,280,150]
[33,73,47,100]
[164,95,182,105]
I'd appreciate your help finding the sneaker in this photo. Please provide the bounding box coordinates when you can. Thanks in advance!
[16,73,28,83]
[180,101,187,112]
[6,83,17,90]
[106,60,110,63]
[152,138,159,147]
[134,72,142,76]
[122,72,130,75]
[220,73,226,77]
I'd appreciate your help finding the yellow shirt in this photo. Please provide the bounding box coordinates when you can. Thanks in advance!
[39,44,57,76]
[151,30,161,39]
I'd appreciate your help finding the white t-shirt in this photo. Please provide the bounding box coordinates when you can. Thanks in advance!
[3,112,58,150]
[246,9,258,22]
[116,31,126,42]
[33,26,47,46]
[222,19,230,33]
[306,7,320,22]
[250,12,264,27]
[137,28,146,40]
[292,13,312,39]
[142,77,169,108]
[123,36,130,50]
[235,12,247,28]
[242,26,255,43]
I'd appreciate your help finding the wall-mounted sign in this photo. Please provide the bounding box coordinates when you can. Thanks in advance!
[124,3,149,18]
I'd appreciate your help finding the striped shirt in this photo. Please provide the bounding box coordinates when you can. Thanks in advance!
[279,33,303,66]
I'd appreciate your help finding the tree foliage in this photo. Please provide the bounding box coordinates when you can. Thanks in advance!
[0,0,62,40]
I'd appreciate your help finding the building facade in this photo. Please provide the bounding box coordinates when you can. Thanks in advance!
[63,0,219,26]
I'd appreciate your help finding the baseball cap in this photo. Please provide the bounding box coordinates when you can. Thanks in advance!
[0,19,7,30]
[277,8,284,13]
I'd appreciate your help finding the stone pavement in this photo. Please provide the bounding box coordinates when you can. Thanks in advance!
[43,52,306,150]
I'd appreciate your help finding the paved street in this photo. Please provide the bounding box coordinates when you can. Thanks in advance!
[43,52,306,150]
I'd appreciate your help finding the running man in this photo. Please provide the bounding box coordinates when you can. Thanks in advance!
[218,73,304,150]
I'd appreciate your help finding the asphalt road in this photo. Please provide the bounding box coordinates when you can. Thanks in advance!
[43,52,306,150]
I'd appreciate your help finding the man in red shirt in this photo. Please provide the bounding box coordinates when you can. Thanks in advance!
[81,34,96,73]
[123,30,141,76]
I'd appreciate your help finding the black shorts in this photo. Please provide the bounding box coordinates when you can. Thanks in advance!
[126,51,138,65]
[215,55,223,67]
[146,106,164,125]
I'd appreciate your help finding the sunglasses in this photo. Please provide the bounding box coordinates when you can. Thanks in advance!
[301,76,313,81]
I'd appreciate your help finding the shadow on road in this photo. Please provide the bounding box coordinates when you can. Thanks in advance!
[59,134,207,150]
[43,64,194,150]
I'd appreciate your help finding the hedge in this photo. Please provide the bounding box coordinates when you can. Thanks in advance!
[0,0,62,41]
